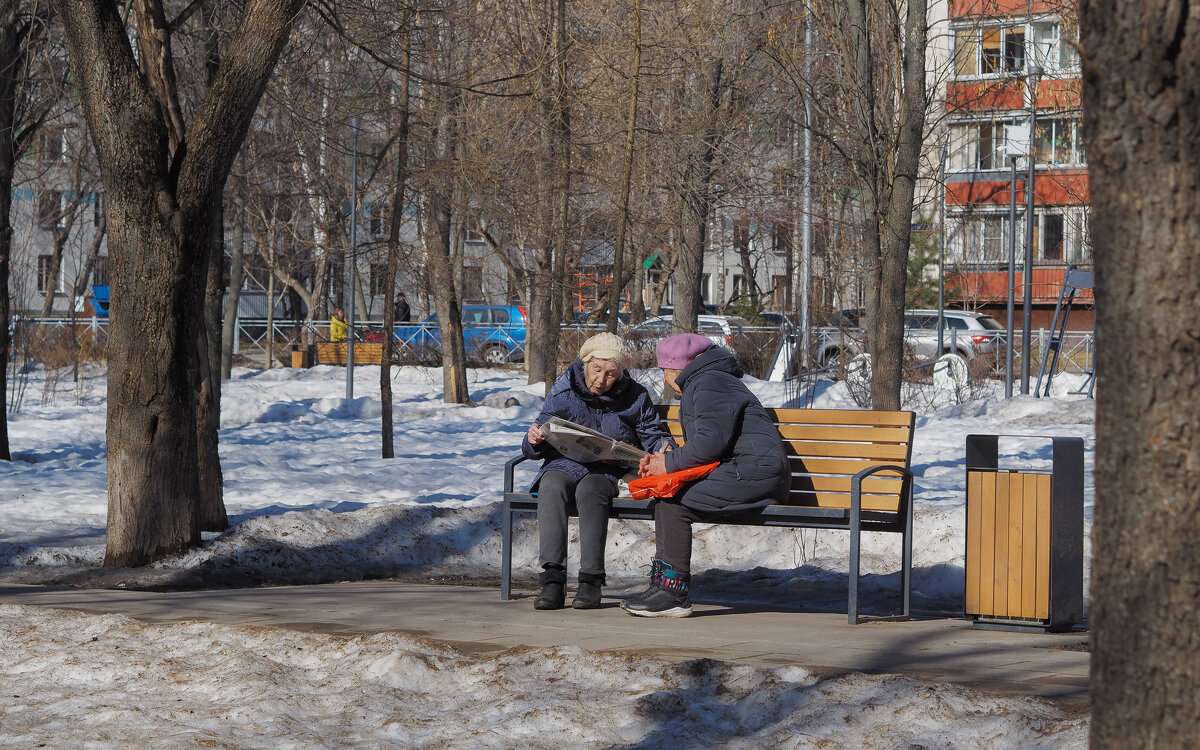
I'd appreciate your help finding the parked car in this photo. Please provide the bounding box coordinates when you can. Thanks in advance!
[396,305,527,365]
[903,309,1005,361]
[625,314,752,356]
[811,308,1004,366]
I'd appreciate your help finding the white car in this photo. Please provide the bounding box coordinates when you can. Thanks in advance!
[813,308,1005,366]
[625,314,751,353]
[903,309,1005,361]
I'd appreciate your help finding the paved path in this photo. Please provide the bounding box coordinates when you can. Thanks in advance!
[0,581,1089,712]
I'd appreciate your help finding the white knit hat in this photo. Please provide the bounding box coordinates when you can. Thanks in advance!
[579,332,632,368]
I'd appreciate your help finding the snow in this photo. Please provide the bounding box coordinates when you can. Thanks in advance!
[0,362,1093,747]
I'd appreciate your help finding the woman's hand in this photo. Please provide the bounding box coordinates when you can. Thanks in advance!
[527,422,544,446]
[639,451,668,477]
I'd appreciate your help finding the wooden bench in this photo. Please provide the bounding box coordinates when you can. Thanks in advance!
[501,406,916,624]
[316,342,384,365]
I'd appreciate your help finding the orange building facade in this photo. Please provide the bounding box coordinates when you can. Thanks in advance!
[942,2,1092,330]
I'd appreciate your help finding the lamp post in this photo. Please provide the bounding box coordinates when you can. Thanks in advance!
[1021,66,1042,395]
[937,140,948,355]
[1006,154,1017,397]
[346,115,359,399]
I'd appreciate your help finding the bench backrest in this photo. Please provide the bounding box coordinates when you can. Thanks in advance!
[656,405,915,512]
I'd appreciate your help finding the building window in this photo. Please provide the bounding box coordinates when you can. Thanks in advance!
[950,213,1017,265]
[949,121,1011,171]
[955,25,1024,78]
[700,273,711,304]
[1033,117,1086,165]
[369,263,388,296]
[37,255,56,293]
[951,117,1085,170]
[93,193,103,227]
[93,256,110,286]
[38,190,63,230]
[462,265,483,302]
[369,203,386,236]
[1031,21,1079,72]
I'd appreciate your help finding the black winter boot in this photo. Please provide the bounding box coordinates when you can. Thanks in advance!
[622,559,691,618]
[534,565,567,610]
[571,572,606,610]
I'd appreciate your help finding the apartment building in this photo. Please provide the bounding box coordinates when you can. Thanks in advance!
[942,0,1092,329]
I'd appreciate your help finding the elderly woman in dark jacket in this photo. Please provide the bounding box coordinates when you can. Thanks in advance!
[622,333,790,618]
[523,332,673,611]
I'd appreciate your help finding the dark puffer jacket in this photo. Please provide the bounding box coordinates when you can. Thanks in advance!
[522,359,673,490]
[664,346,790,513]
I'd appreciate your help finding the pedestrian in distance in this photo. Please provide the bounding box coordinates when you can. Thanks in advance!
[622,333,790,618]
[521,332,675,610]
[330,306,349,342]
[393,292,411,323]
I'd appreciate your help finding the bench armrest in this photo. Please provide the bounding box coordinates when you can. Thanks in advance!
[850,463,914,518]
[504,455,531,494]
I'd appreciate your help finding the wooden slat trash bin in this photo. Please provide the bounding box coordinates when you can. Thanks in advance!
[964,434,1084,633]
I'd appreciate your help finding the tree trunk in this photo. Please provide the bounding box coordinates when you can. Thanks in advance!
[674,59,724,334]
[1082,1,1200,745]
[842,0,925,411]
[54,0,304,566]
[607,0,641,334]
[426,88,469,404]
[220,189,245,379]
[527,0,569,390]
[195,197,227,531]
[381,34,411,459]
[0,0,16,462]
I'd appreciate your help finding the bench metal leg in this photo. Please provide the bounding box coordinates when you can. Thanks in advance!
[901,488,913,619]
[501,500,513,600]
[848,496,862,625]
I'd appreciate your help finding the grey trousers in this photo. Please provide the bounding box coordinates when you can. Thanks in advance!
[537,470,617,576]
[653,500,762,573]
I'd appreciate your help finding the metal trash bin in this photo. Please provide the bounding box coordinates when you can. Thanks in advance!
[964,434,1084,632]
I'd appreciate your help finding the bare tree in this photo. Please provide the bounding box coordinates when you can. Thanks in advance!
[827,0,928,409]
[53,0,305,565]
[1081,0,1200,745]
[1,0,60,461]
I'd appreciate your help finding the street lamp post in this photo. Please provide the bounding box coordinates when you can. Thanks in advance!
[1006,155,1017,398]
[937,141,947,355]
[346,116,359,399]
[1021,66,1042,395]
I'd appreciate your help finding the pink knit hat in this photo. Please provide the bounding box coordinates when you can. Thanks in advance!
[656,333,713,370]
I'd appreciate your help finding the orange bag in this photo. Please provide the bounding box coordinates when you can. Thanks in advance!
[628,461,721,500]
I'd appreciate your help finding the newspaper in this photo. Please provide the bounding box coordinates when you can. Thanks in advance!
[540,416,648,468]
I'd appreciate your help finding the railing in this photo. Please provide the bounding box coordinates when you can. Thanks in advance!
[7,316,1095,384]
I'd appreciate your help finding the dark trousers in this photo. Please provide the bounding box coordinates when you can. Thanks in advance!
[653,500,761,573]
[537,470,616,576]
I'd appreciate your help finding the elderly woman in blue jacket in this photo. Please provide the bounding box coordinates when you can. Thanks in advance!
[522,332,673,611]
[623,333,790,618]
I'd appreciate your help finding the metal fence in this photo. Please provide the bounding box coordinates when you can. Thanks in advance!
[8,316,1096,385]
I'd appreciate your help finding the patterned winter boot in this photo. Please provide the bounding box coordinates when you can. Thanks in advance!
[621,559,692,618]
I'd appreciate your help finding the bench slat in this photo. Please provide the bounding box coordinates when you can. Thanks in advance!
[788,457,909,476]
[768,407,915,427]
[791,473,902,493]
[777,424,912,444]
[658,405,913,429]
[783,441,911,461]
[786,491,902,511]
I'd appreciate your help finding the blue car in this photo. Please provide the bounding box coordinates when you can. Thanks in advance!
[396,305,527,365]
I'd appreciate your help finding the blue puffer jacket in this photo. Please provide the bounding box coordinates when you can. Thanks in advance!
[522,359,674,490]
[664,346,790,513]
